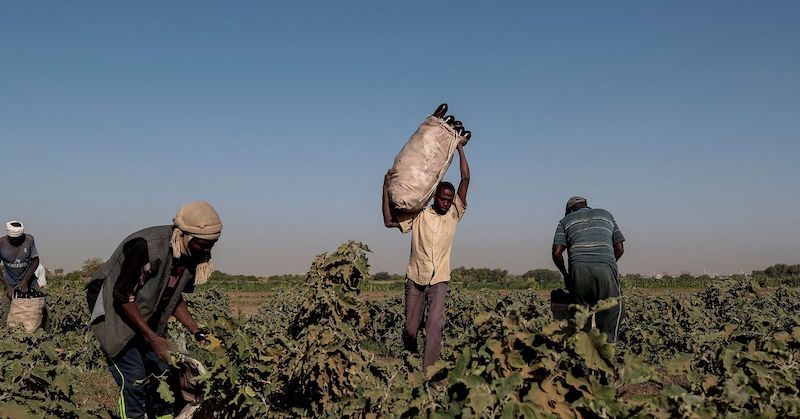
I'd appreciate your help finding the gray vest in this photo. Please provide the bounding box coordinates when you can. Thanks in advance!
[89,225,193,357]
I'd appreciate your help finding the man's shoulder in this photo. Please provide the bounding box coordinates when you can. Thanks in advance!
[559,211,580,224]
[0,236,12,253]
[589,208,615,219]
[124,225,173,241]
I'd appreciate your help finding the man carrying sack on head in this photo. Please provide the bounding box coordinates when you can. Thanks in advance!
[1,221,45,331]
[87,201,221,419]
[383,103,472,374]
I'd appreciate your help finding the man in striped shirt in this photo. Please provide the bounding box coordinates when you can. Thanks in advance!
[552,196,625,343]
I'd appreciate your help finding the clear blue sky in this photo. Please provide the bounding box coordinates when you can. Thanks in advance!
[2,1,798,276]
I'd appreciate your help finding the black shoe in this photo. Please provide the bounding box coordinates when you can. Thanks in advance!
[433,103,448,118]
[453,120,463,129]
[443,115,456,127]
[462,130,472,142]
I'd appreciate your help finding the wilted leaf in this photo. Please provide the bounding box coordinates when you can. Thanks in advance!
[665,353,693,375]
[467,387,496,414]
[573,331,614,375]
[622,353,655,385]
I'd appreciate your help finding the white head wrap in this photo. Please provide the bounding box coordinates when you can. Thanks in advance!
[170,201,222,285]
[6,221,24,238]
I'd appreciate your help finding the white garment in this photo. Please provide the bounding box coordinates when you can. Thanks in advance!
[35,264,46,288]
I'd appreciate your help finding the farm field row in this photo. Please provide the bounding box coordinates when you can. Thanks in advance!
[2,242,798,417]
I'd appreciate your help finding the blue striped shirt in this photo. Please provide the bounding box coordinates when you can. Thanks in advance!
[553,207,624,266]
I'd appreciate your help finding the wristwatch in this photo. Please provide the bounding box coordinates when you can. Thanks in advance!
[194,329,209,342]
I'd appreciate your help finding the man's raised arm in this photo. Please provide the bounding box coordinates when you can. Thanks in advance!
[456,144,470,205]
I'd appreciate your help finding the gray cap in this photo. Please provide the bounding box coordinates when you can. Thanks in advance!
[565,196,587,210]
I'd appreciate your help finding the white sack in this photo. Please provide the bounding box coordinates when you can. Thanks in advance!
[387,116,467,213]
[7,297,45,333]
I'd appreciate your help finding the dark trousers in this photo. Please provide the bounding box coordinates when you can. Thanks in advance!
[569,262,624,343]
[106,338,175,419]
[403,279,448,372]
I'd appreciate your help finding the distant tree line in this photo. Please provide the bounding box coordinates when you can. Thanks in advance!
[752,264,800,278]
[368,267,559,291]
[43,260,800,292]
[750,264,800,287]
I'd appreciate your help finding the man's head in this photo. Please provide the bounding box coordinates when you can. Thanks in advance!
[565,196,588,215]
[187,237,217,264]
[6,221,25,246]
[171,201,223,284]
[432,182,456,215]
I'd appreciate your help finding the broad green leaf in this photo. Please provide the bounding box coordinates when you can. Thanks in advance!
[157,379,175,404]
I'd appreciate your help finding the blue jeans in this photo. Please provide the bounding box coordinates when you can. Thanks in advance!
[106,338,177,419]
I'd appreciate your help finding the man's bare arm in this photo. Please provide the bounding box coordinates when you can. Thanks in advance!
[614,242,624,261]
[173,297,200,335]
[118,302,173,364]
[16,257,39,293]
[4,277,13,299]
[456,144,470,205]
[552,244,571,287]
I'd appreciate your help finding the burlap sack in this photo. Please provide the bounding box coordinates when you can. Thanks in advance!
[175,355,207,419]
[6,297,45,333]
[387,116,467,213]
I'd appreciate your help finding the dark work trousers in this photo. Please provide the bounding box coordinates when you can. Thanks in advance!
[403,279,448,372]
[569,262,624,343]
[106,338,177,419]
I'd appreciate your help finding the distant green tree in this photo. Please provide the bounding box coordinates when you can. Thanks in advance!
[451,267,509,284]
[372,271,392,281]
[767,264,800,276]
[63,270,82,283]
[81,258,104,281]
[267,274,305,282]
[522,269,562,288]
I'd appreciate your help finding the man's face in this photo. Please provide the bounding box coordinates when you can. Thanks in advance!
[188,237,216,263]
[433,188,455,215]
[8,236,24,247]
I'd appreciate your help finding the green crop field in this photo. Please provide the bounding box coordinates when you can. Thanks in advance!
[2,241,799,418]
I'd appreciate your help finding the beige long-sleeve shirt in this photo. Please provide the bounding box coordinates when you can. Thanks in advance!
[398,196,466,286]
